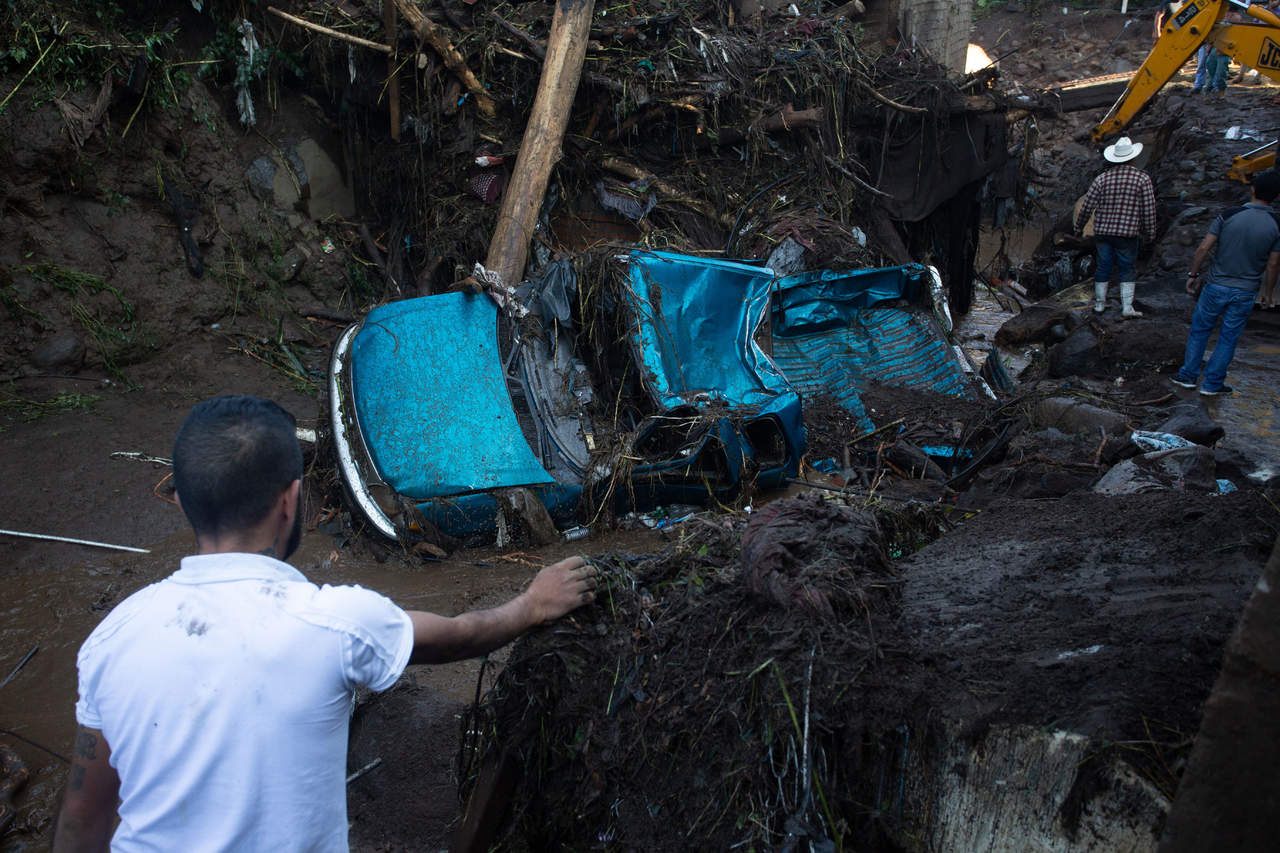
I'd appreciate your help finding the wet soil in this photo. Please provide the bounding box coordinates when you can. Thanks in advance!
[904,489,1278,741]
[2,3,1279,851]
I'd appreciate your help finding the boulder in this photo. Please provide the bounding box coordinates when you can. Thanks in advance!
[995,304,1073,347]
[1047,324,1100,378]
[30,331,85,371]
[1093,446,1217,495]
[245,155,276,202]
[1034,397,1129,436]
[1156,401,1225,446]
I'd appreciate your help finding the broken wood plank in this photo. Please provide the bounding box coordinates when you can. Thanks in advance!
[266,7,391,53]
[450,751,521,853]
[1044,73,1131,113]
[394,0,496,117]
[600,157,734,228]
[384,0,400,141]
[484,0,596,286]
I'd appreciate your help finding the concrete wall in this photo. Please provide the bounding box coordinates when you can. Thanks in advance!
[899,0,973,72]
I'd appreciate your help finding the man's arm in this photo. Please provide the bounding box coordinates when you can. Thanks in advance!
[1261,251,1280,304]
[1187,233,1218,293]
[51,726,119,853]
[1074,178,1100,234]
[1141,174,1158,242]
[407,555,597,665]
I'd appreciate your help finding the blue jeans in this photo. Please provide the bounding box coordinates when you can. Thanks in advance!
[1176,283,1256,390]
[1205,49,1231,92]
[1094,236,1138,283]
[1192,45,1209,90]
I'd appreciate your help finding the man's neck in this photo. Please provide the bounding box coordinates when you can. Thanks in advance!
[196,528,286,559]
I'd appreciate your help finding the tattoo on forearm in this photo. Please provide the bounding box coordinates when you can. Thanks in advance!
[74,730,97,761]
[69,764,87,791]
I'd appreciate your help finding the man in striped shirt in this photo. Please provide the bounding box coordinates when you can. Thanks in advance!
[1074,137,1158,318]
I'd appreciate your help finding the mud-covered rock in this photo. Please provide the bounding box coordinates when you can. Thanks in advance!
[1034,397,1128,435]
[1157,400,1225,446]
[885,440,948,481]
[1047,324,1100,377]
[995,304,1073,346]
[1093,446,1217,495]
[29,331,85,371]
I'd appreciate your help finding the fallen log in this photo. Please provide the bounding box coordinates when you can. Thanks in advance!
[484,0,596,286]
[394,0,496,118]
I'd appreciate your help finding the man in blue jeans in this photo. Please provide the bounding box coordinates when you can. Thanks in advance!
[1173,171,1280,396]
[1075,137,1157,318]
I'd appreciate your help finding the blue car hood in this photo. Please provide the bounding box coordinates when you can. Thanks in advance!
[350,293,555,500]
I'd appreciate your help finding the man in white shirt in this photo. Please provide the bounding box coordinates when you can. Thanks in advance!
[52,395,597,852]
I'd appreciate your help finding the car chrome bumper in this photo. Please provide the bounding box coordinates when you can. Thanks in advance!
[329,324,398,539]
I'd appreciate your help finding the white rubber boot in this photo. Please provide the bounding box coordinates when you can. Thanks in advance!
[1120,281,1143,318]
[1093,282,1108,313]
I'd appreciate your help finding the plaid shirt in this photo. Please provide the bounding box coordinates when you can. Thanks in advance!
[1075,164,1157,241]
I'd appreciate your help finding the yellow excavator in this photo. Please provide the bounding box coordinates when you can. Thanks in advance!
[1091,0,1280,180]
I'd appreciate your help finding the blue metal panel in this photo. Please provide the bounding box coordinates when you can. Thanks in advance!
[771,307,972,433]
[623,251,791,410]
[350,293,555,500]
[773,264,929,329]
[414,484,582,539]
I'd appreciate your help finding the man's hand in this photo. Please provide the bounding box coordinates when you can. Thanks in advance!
[406,556,599,665]
[1186,273,1202,295]
[523,556,598,624]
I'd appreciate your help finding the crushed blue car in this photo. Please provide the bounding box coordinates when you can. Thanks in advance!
[329,251,987,544]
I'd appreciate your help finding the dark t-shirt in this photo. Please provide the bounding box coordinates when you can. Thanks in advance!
[1207,203,1280,293]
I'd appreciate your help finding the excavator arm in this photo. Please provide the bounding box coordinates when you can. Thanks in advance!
[1227,139,1277,182]
[1091,0,1280,142]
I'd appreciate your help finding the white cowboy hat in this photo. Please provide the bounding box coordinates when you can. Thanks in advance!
[1103,137,1144,163]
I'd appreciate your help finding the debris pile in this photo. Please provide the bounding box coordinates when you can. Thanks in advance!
[462,487,1277,850]
[463,494,945,851]
[264,0,1010,310]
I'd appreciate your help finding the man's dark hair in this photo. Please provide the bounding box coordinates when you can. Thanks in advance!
[172,396,303,537]
[1253,171,1280,204]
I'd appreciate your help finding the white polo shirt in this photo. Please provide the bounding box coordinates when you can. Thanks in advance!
[75,553,415,852]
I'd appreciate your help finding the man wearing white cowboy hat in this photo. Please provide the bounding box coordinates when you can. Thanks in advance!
[1074,136,1158,318]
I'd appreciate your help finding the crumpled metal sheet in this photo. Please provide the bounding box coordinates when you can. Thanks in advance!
[350,293,555,500]
[621,250,792,410]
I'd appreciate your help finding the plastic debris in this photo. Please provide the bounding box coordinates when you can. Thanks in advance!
[1129,430,1195,452]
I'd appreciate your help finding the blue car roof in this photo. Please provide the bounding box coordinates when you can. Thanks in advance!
[350,293,555,500]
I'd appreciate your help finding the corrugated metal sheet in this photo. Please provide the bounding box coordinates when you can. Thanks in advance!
[771,307,973,433]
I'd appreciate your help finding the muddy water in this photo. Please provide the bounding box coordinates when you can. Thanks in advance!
[0,519,666,846]
[1184,321,1280,482]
